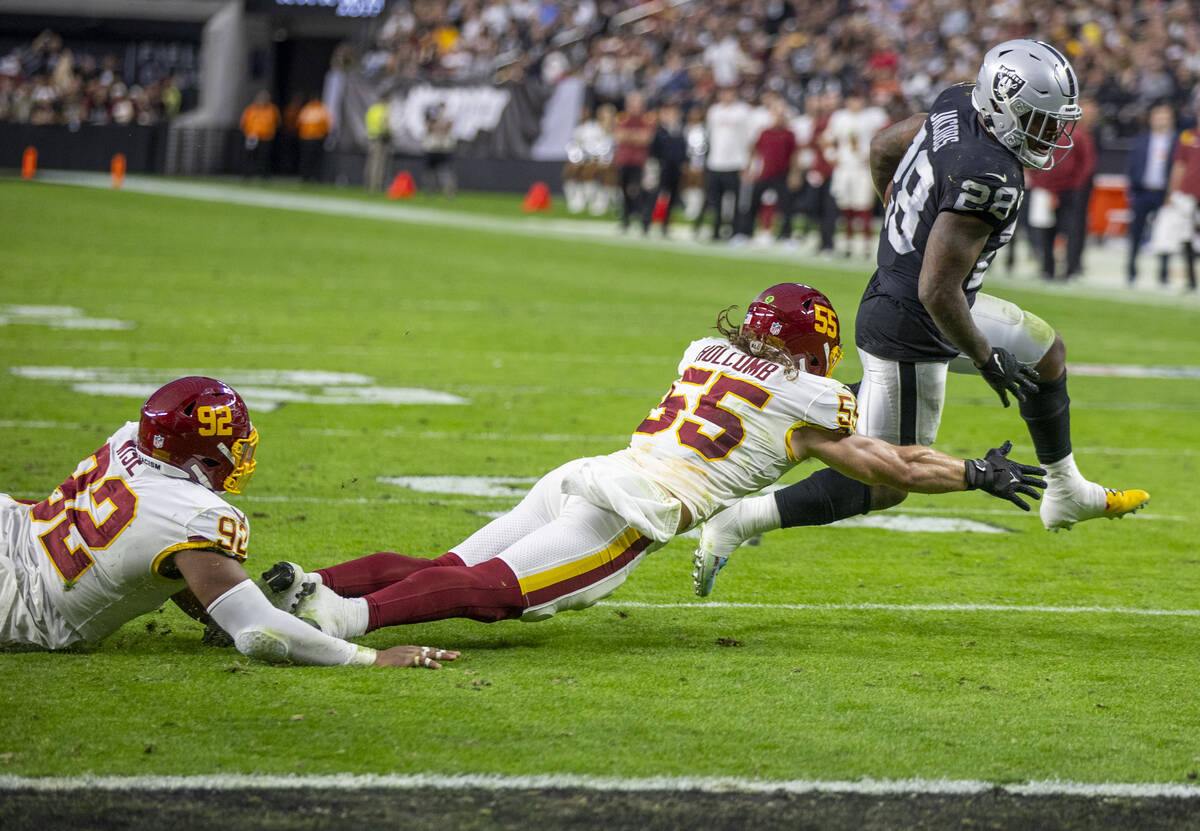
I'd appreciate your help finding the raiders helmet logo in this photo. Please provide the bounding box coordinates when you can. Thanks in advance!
[993,66,1026,101]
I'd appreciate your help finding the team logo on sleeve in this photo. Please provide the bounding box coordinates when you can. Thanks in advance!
[992,67,1026,101]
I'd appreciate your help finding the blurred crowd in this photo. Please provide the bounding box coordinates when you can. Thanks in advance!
[0,29,192,127]
[360,0,1200,142]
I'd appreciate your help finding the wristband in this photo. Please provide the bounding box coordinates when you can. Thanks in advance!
[348,645,377,666]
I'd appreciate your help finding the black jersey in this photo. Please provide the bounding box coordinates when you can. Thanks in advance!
[856,84,1024,362]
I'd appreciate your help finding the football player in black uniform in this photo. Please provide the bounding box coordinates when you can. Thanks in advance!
[694,39,1149,596]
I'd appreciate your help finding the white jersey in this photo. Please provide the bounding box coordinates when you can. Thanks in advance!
[705,101,755,172]
[569,119,613,163]
[624,337,857,523]
[0,422,249,649]
[825,106,889,165]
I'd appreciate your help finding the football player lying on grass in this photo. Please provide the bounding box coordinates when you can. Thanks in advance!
[254,283,1047,639]
[0,376,458,669]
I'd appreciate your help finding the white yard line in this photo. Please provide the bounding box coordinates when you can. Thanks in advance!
[1,773,1198,799]
[599,601,1200,617]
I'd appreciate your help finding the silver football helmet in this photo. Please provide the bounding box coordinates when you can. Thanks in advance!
[971,39,1082,170]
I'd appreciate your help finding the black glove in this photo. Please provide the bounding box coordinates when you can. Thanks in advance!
[964,441,1047,511]
[975,347,1039,407]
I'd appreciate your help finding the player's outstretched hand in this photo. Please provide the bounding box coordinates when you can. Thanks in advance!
[963,441,1047,511]
[975,347,1039,407]
[375,645,461,669]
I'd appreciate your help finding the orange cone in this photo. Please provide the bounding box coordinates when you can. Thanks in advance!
[387,171,416,199]
[522,181,551,212]
[111,153,126,188]
[21,146,37,180]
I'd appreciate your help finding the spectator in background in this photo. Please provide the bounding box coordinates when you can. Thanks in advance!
[739,97,797,242]
[790,93,838,255]
[642,102,688,236]
[824,89,888,259]
[1162,125,1200,292]
[281,92,304,176]
[681,106,708,222]
[698,85,753,242]
[1125,103,1177,285]
[297,94,332,183]
[563,105,616,215]
[1028,98,1098,281]
[239,90,280,180]
[613,91,655,232]
[422,103,457,197]
[364,95,392,192]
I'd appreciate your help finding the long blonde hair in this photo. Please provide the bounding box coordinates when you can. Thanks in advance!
[713,306,801,379]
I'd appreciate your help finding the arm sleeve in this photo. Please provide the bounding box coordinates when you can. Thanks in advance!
[206,580,376,667]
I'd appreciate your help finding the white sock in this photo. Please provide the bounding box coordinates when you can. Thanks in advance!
[564,181,584,213]
[344,597,369,638]
[1043,452,1086,488]
[735,493,783,537]
[1043,453,1104,505]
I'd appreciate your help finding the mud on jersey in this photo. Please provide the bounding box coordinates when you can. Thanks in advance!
[2,422,249,648]
[626,337,858,522]
[858,83,1025,361]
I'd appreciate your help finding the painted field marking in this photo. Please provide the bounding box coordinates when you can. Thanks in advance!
[9,366,468,412]
[1,773,1198,799]
[0,304,133,330]
[599,601,1200,617]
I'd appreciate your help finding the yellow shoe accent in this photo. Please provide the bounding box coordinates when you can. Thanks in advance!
[1104,488,1150,519]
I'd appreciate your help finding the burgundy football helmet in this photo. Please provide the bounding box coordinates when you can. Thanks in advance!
[740,283,843,376]
[137,376,258,493]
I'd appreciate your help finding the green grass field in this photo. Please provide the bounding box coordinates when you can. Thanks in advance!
[2,177,1198,788]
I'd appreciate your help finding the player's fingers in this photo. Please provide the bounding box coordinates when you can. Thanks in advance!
[1008,493,1031,511]
[1014,484,1042,502]
[421,647,459,661]
[997,388,1011,407]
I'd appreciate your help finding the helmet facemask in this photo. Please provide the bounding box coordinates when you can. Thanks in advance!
[992,94,1080,170]
[219,428,258,494]
[972,39,1083,171]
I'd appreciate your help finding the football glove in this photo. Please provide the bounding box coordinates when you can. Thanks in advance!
[964,441,1047,511]
[975,347,1040,407]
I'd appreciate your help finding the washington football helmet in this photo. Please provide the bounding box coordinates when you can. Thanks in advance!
[741,283,843,377]
[137,376,258,493]
[971,39,1082,170]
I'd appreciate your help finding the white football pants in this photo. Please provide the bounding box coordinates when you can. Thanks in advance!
[855,292,1056,445]
[451,460,659,621]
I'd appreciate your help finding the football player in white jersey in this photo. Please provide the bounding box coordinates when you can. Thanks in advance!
[0,376,457,669]
[260,284,1045,639]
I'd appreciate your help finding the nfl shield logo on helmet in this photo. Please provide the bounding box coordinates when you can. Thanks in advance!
[769,322,782,335]
[153,435,164,448]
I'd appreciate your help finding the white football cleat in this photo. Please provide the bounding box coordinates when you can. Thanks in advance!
[257,561,310,612]
[692,508,757,597]
[1040,481,1150,531]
